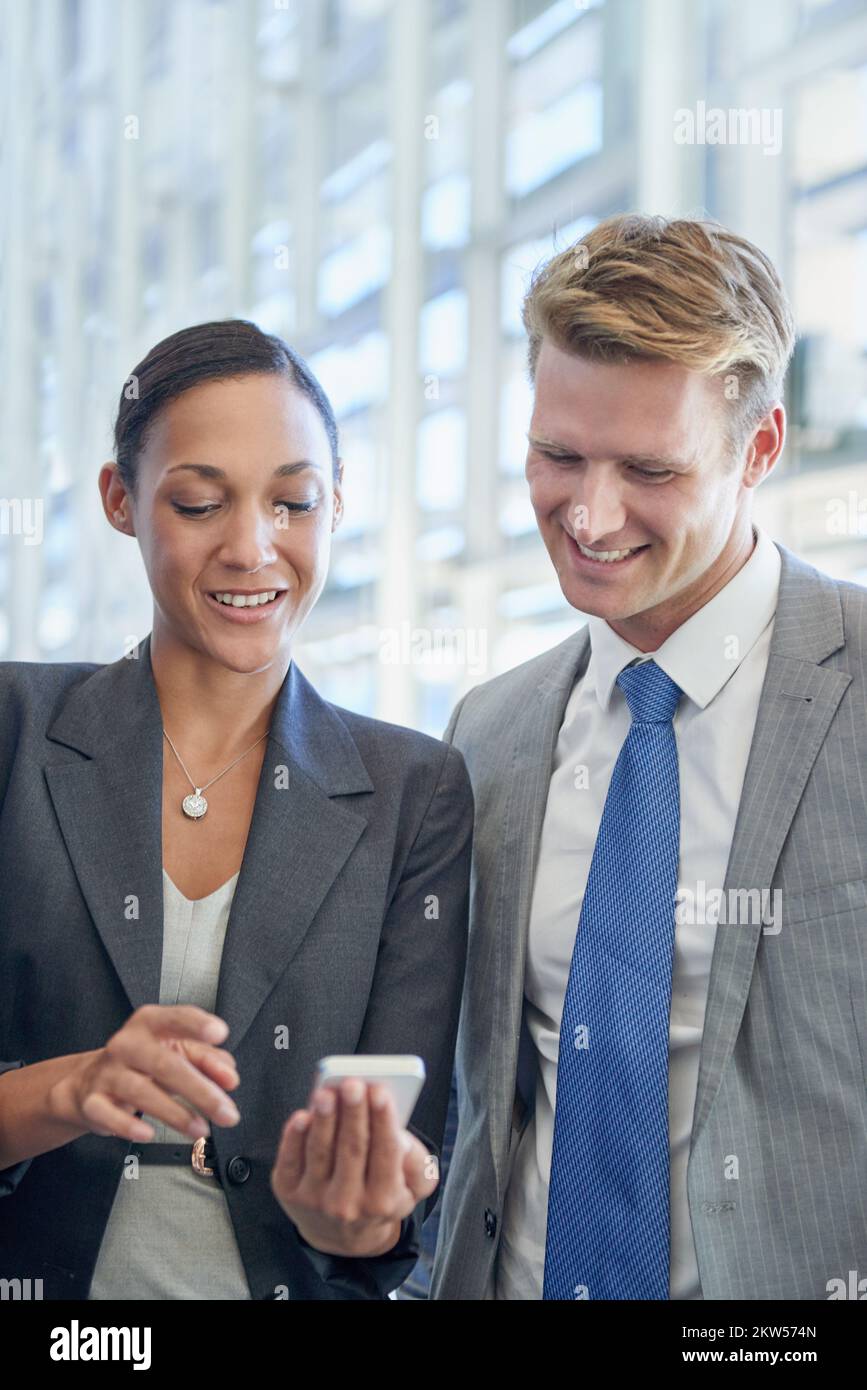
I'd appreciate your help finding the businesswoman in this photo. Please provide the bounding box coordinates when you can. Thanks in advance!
[0,320,473,1300]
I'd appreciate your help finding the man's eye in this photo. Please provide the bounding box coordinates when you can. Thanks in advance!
[631,467,672,480]
[274,501,315,513]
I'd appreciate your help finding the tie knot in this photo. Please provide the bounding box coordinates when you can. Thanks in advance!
[615,659,683,723]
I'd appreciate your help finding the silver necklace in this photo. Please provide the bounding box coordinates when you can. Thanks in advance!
[163,727,270,819]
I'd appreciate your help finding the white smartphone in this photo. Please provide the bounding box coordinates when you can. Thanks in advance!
[313,1055,426,1129]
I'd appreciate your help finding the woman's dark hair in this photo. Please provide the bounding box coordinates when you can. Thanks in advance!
[113,319,340,493]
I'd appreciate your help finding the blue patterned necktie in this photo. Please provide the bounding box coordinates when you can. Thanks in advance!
[543,658,684,1300]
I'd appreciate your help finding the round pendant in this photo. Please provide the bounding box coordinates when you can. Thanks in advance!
[182,791,208,819]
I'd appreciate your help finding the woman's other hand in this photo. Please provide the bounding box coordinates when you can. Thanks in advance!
[270,1080,439,1258]
[49,1003,241,1142]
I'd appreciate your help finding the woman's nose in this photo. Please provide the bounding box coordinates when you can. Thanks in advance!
[216,507,279,571]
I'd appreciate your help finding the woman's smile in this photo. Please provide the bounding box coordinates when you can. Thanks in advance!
[203,587,289,624]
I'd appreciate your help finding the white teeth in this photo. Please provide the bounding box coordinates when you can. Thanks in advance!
[576,543,641,563]
[212,590,278,607]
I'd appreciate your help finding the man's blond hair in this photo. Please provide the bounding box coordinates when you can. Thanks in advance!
[522,213,796,449]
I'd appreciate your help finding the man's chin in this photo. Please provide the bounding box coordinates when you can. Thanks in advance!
[558,574,649,624]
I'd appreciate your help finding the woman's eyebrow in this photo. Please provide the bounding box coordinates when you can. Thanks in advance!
[165,460,320,479]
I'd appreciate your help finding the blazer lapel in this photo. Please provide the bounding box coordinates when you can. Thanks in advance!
[44,634,374,1051]
[45,637,167,1014]
[213,658,372,1051]
[492,625,591,1187]
[691,545,852,1141]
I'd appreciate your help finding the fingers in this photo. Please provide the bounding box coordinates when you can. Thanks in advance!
[80,1090,156,1142]
[138,1004,229,1045]
[303,1086,339,1184]
[365,1085,403,1201]
[105,1014,240,1130]
[83,1061,214,1138]
[330,1080,369,1216]
[271,1109,311,1202]
[177,1040,240,1091]
[74,1006,241,1142]
[402,1133,439,1202]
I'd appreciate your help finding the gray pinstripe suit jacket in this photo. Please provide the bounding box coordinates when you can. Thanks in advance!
[431,540,867,1301]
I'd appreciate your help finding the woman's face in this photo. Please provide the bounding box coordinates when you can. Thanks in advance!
[105,373,342,675]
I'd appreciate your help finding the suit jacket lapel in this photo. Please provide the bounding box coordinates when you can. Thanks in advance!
[45,637,166,1014]
[214,657,372,1051]
[45,634,373,1052]
[691,545,852,1141]
[494,626,591,1185]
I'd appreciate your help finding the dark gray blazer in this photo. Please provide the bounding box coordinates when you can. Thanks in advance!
[0,633,472,1299]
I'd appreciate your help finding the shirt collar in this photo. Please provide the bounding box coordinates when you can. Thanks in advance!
[588,524,782,713]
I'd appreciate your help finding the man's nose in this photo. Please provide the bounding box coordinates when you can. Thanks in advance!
[570,471,627,543]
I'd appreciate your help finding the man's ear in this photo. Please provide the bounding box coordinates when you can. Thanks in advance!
[743,403,785,489]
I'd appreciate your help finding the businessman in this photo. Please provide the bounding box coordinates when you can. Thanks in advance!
[431,213,867,1300]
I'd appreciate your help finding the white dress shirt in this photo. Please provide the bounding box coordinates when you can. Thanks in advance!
[495,523,782,1300]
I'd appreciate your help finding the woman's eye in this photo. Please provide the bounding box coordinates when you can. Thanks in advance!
[171,500,316,517]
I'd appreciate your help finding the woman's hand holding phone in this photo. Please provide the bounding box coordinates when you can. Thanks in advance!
[49,1003,241,1142]
[270,1080,439,1258]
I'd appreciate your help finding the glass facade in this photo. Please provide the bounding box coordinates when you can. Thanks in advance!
[2,0,866,729]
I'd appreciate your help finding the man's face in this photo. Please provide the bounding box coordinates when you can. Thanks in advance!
[525,339,757,645]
